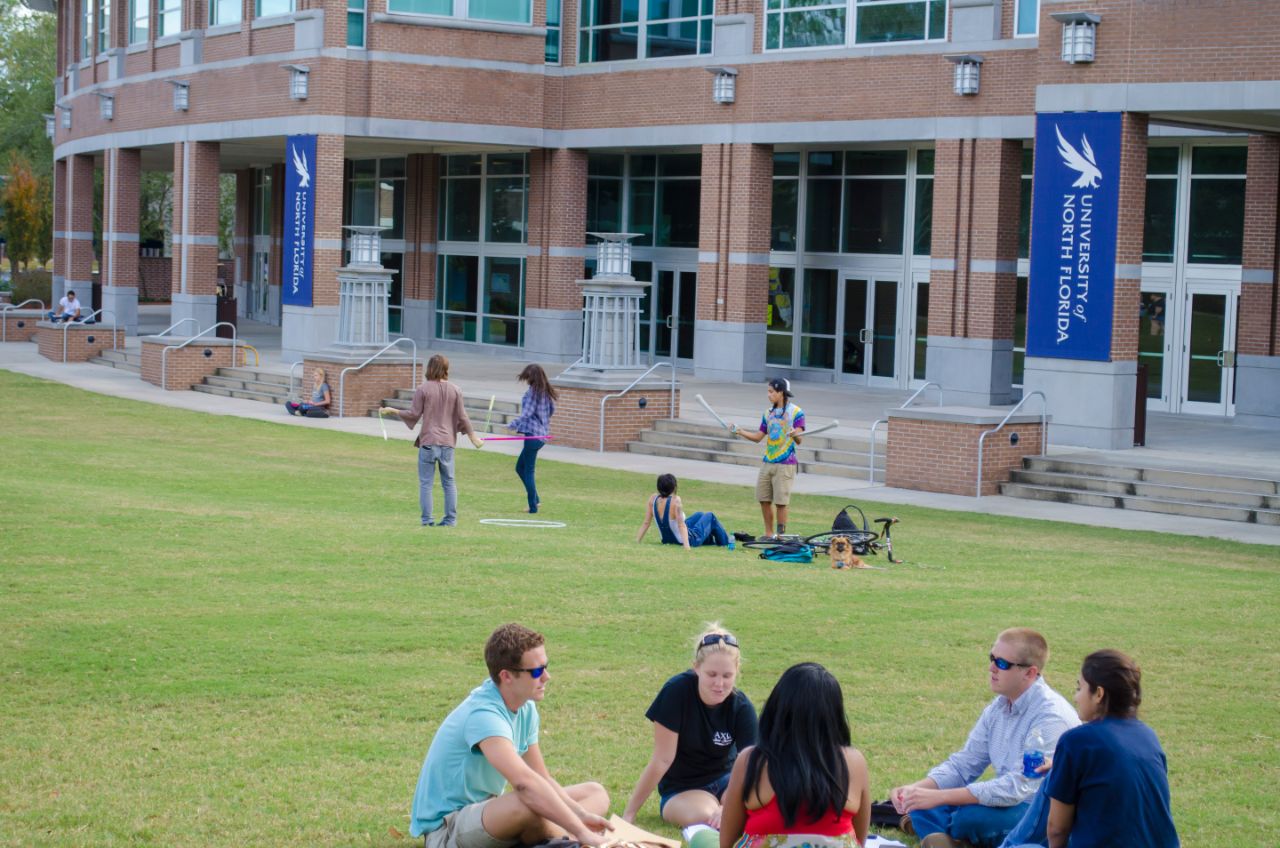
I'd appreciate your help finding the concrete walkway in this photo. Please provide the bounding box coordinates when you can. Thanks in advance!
[3,305,1278,547]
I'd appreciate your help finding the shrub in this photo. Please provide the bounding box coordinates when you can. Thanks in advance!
[11,269,52,306]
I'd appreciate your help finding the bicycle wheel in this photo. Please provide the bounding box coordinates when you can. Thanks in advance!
[805,530,877,548]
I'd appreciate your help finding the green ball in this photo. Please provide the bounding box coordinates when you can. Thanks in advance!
[688,829,720,848]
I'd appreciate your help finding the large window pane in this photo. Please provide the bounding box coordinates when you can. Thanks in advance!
[444,180,481,241]
[856,0,928,43]
[212,0,240,24]
[1191,146,1246,176]
[484,258,523,317]
[1187,179,1244,264]
[587,177,623,233]
[646,18,705,57]
[803,268,837,335]
[470,0,531,22]
[768,266,796,332]
[1142,180,1177,263]
[805,180,842,252]
[1139,291,1166,399]
[847,149,907,176]
[257,0,294,16]
[486,177,527,243]
[914,281,929,380]
[629,180,656,246]
[913,178,932,256]
[657,180,700,246]
[1015,0,1037,35]
[772,180,799,251]
[388,0,451,12]
[350,180,377,227]
[442,256,479,312]
[843,179,905,254]
[774,151,800,177]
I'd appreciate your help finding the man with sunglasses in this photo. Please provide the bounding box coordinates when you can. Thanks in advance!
[890,628,1078,848]
[410,623,613,848]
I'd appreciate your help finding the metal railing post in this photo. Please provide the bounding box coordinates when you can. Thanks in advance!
[975,391,1047,498]
[336,338,418,418]
[866,382,941,484]
[597,361,675,452]
[159,322,237,389]
[1,299,45,342]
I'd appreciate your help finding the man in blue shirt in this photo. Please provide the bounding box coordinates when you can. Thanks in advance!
[410,623,613,848]
[890,628,1079,848]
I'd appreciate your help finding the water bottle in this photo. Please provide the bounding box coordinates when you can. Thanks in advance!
[1016,726,1047,794]
[727,537,736,552]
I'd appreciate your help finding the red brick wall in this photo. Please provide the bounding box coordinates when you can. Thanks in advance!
[306,358,418,418]
[527,149,588,312]
[885,417,1045,496]
[139,257,173,301]
[102,147,142,290]
[313,135,346,308]
[171,141,222,299]
[1111,112,1149,363]
[141,338,236,390]
[2,312,45,342]
[553,384,681,451]
[67,155,96,285]
[1240,135,1279,358]
[403,153,439,303]
[699,144,773,325]
[37,322,124,362]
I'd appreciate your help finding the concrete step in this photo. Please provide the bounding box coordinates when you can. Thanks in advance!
[633,428,883,469]
[369,395,519,431]
[999,482,1280,525]
[203,373,293,399]
[217,366,292,388]
[650,417,879,455]
[626,440,880,481]
[192,383,285,406]
[88,353,141,373]
[1010,469,1280,511]
[1023,457,1279,497]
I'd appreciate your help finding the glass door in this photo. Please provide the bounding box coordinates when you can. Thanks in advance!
[839,275,899,386]
[250,250,271,322]
[650,267,697,366]
[909,273,929,384]
[1139,287,1173,412]
[1178,287,1237,416]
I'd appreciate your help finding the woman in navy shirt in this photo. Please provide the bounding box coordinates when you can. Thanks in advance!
[1042,649,1179,848]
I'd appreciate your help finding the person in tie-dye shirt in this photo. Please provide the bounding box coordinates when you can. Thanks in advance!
[729,379,805,540]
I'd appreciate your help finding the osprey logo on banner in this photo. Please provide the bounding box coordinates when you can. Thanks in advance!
[282,134,317,307]
[1026,112,1122,362]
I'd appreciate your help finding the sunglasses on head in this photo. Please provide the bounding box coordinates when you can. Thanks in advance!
[510,665,548,679]
[700,633,739,649]
[989,653,1031,671]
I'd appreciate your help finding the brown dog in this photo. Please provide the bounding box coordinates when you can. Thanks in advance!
[829,535,870,569]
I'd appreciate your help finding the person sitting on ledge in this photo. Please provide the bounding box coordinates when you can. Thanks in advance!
[286,368,332,418]
[636,474,730,550]
[47,290,82,323]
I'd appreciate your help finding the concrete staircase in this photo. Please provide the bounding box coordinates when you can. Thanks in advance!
[627,419,884,481]
[372,390,521,434]
[89,349,141,373]
[1001,457,1280,525]
[192,367,293,405]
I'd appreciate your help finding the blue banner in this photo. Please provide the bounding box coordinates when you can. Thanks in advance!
[1026,112,1122,361]
[282,134,317,307]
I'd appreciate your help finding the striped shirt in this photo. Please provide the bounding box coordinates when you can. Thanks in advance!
[508,387,555,437]
[927,676,1080,807]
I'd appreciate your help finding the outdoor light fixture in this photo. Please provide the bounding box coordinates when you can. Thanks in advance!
[946,54,983,96]
[95,92,115,121]
[44,113,55,138]
[706,66,738,105]
[168,79,190,111]
[282,64,310,100]
[1051,11,1100,64]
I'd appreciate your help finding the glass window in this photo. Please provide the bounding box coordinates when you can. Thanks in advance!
[587,154,624,233]
[767,0,945,49]
[766,267,796,365]
[347,0,366,46]
[1142,179,1177,263]
[856,0,945,43]
[253,169,272,237]
[157,0,182,36]
[1018,146,1032,260]
[844,179,905,254]
[913,280,929,380]
[470,0,531,23]
[1015,0,1037,35]
[580,0,711,62]
[130,0,149,43]
[487,177,527,242]
[257,0,294,16]
[800,268,837,368]
[438,255,479,341]
[97,0,110,51]
[657,180,699,247]
[772,179,799,251]
[545,0,561,61]
[913,175,932,256]
[1187,146,1245,265]
[388,0,452,12]
[1013,276,1027,386]
[211,0,240,25]
[804,178,841,253]
[623,153,700,247]
[82,0,91,57]
[765,0,845,50]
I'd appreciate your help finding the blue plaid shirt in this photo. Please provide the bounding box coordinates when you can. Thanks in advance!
[508,388,554,437]
[927,676,1080,807]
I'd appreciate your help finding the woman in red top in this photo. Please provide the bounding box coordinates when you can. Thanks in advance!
[720,663,870,848]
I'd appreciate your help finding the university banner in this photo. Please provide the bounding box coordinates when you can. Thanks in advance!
[282,134,317,307]
[1026,111,1123,361]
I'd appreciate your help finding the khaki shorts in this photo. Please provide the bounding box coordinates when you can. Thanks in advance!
[425,800,515,848]
[755,462,798,505]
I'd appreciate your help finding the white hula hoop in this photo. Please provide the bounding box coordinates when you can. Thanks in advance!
[478,518,567,528]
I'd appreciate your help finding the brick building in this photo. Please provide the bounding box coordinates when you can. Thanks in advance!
[43,0,1280,446]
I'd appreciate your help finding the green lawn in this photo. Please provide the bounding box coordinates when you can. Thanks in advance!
[1,371,1276,847]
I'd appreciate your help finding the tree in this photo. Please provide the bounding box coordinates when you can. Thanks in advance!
[0,1,57,178]
[1,153,49,272]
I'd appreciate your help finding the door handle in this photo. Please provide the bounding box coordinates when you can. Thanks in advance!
[665,315,674,329]
[859,328,871,344]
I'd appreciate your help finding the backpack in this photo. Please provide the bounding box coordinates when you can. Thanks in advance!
[758,543,814,563]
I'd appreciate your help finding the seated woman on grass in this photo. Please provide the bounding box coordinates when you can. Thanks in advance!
[637,474,730,550]
[286,368,332,417]
[622,625,758,840]
[720,662,870,848]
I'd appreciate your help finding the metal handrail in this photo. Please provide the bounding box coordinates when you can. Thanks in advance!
[239,343,260,367]
[159,322,240,390]
[289,360,306,401]
[975,390,1048,498]
[63,309,120,362]
[155,317,200,337]
[598,361,677,452]
[867,382,942,483]
[338,338,418,418]
[1,299,45,342]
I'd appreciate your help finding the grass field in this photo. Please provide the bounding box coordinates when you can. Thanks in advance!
[1,370,1277,847]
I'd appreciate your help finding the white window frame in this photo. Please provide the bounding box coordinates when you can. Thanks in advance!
[763,0,948,53]
[210,0,242,26]
[82,0,92,58]
[129,0,150,43]
[157,0,182,37]
[1014,0,1038,37]
[578,0,714,63]
[97,0,111,52]
[386,0,532,25]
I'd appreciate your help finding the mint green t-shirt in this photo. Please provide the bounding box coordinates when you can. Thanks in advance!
[410,679,541,838]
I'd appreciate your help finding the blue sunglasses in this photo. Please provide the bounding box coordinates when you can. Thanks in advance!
[510,665,548,679]
[990,653,1031,671]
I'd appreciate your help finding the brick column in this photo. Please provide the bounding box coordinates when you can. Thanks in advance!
[1235,134,1280,427]
[62,154,95,306]
[101,147,141,333]
[1023,112,1147,449]
[401,152,439,343]
[525,148,588,361]
[171,140,221,332]
[52,158,67,301]
[696,143,772,381]
[926,137,1022,404]
[281,134,343,360]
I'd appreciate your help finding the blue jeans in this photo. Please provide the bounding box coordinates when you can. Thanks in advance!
[909,802,1029,848]
[685,511,729,547]
[998,778,1051,848]
[514,436,545,512]
[419,445,457,526]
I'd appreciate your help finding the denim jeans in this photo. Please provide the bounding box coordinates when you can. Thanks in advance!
[909,802,1029,848]
[998,777,1051,848]
[514,436,545,512]
[419,445,457,526]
